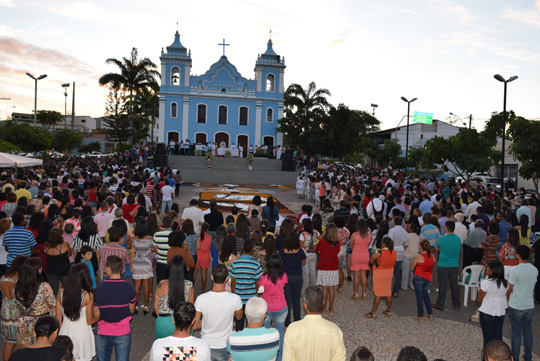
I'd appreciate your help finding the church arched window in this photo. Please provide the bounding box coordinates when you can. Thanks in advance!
[266,74,275,92]
[197,104,207,123]
[266,108,273,122]
[239,107,248,126]
[171,67,180,86]
[218,105,228,124]
[171,102,177,118]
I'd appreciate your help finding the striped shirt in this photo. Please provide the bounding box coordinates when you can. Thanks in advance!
[227,327,280,361]
[71,233,103,252]
[153,229,172,264]
[2,226,37,266]
[229,255,262,304]
[420,224,440,247]
[94,279,136,336]
[100,243,130,273]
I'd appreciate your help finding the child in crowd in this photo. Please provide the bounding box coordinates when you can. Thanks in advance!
[80,245,96,288]
[63,223,75,266]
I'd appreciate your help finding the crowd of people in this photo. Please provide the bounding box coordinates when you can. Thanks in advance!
[0,155,537,361]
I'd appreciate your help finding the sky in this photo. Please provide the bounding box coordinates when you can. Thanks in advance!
[1,0,540,131]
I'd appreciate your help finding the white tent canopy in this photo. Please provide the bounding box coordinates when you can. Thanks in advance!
[0,152,43,168]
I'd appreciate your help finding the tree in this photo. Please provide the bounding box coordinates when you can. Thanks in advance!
[423,129,499,181]
[0,120,52,152]
[79,142,102,154]
[98,47,160,144]
[102,87,131,144]
[0,139,18,153]
[52,129,84,154]
[507,116,540,194]
[134,85,159,143]
[376,138,402,167]
[37,110,63,130]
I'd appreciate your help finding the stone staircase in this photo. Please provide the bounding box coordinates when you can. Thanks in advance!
[167,155,297,185]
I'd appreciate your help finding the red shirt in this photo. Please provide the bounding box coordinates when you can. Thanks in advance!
[315,238,340,271]
[121,204,138,224]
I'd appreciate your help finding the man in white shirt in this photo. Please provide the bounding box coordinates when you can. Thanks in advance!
[453,213,468,244]
[366,194,387,221]
[94,202,115,240]
[181,199,205,234]
[388,216,409,296]
[194,265,243,361]
[150,302,211,361]
[465,195,482,222]
[161,179,174,213]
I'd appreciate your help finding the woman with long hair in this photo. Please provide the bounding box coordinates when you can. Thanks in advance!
[280,232,306,326]
[218,235,239,292]
[515,214,531,247]
[36,218,54,272]
[411,239,435,322]
[334,215,350,294]
[499,228,520,265]
[402,221,421,291]
[182,219,199,283]
[315,223,340,315]
[44,227,72,296]
[236,214,251,241]
[71,216,102,276]
[9,315,65,360]
[299,218,320,294]
[479,222,501,266]
[14,258,56,347]
[345,213,359,283]
[275,218,294,251]
[113,218,133,280]
[350,219,371,300]
[259,253,288,361]
[146,212,160,236]
[194,223,212,292]
[0,255,28,361]
[477,260,509,347]
[262,196,280,233]
[56,263,95,361]
[131,218,156,315]
[247,195,263,220]
[365,236,396,319]
[121,194,138,224]
[211,225,226,268]
[46,204,63,229]
[154,255,194,339]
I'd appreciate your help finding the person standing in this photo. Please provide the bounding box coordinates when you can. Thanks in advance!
[433,221,462,312]
[44,227,72,296]
[388,216,409,297]
[194,265,243,361]
[350,219,371,300]
[229,239,263,331]
[365,236,396,319]
[173,169,182,197]
[279,232,306,327]
[161,179,174,213]
[2,213,36,267]
[315,224,341,315]
[476,260,508,349]
[282,286,346,361]
[181,199,205,235]
[153,216,173,284]
[204,199,224,240]
[227,297,280,361]
[94,202,115,241]
[262,197,280,233]
[91,255,136,361]
[507,245,538,361]
[411,240,434,322]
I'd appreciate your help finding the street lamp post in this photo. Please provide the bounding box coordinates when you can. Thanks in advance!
[62,83,70,128]
[494,74,518,195]
[26,73,47,126]
[401,96,417,169]
[449,112,472,129]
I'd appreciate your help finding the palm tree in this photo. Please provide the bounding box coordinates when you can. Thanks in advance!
[134,86,159,143]
[284,81,331,117]
[99,48,160,144]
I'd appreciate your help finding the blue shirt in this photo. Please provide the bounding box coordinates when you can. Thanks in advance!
[229,255,262,304]
[261,206,279,229]
[2,226,36,267]
[498,220,511,242]
[227,327,279,361]
[82,259,96,288]
[419,199,434,216]
[508,263,538,310]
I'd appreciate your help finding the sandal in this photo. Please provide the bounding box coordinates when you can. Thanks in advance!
[143,305,149,315]
[383,310,392,318]
[362,292,367,300]
[428,314,434,321]
[351,293,359,300]
[364,312,377,319]
[134,306,139,315]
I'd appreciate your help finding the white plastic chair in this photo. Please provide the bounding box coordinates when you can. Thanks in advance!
[504,265,515,280]
[460,265,485,307]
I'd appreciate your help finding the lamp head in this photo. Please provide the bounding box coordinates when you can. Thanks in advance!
[449,112,455,115]
[61,83,70,87]
[38,74,47,80]
[411,98,417,103]
[494,74,505,82]
[371,103,378,108]
[508,76,518,83]
[26,72,35,80]
[401,97,408,102]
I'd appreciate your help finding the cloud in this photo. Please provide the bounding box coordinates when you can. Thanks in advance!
[425,0,476,23]
[501,6,540,29]
[0,0,16,8]
[51,1,111,22]
[0,37,96,77]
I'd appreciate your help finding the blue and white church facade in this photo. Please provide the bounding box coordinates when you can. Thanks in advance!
[157,31,286,154]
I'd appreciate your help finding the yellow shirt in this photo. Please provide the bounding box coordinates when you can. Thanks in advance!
[14,188,32,201]
[283,314,346,361]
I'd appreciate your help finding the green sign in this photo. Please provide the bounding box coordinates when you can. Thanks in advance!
[413,111,433,124]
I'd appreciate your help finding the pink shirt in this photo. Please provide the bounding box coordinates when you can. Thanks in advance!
[63,234,75,263]
[259,273,288,312]
[94,212,115,237]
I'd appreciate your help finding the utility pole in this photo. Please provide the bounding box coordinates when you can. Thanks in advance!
[469,114,472,129]
[71,82,75,131]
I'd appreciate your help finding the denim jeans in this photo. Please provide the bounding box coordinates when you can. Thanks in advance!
[96,333,131,361]
[302,253,317,294]
[162,200,172,213]
[392,260,403,294]
[210,347,229,361]
[413,275,433,317]
[479,311,505,346]
[156,262,169,284]
[264,306,288,361]
[435,266,461,310]
[508,307,534,361]
[284,274,303,327]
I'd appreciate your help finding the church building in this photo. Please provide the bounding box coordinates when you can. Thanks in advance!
[157,31,286,154]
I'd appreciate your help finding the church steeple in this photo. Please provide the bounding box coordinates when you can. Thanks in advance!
[166,31,188,56]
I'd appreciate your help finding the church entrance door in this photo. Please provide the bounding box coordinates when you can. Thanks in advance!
[196,133,207,145]
[168,131,180,144]
[237,135,248,158]
[215,132,229,148]
[263,136,274,147]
